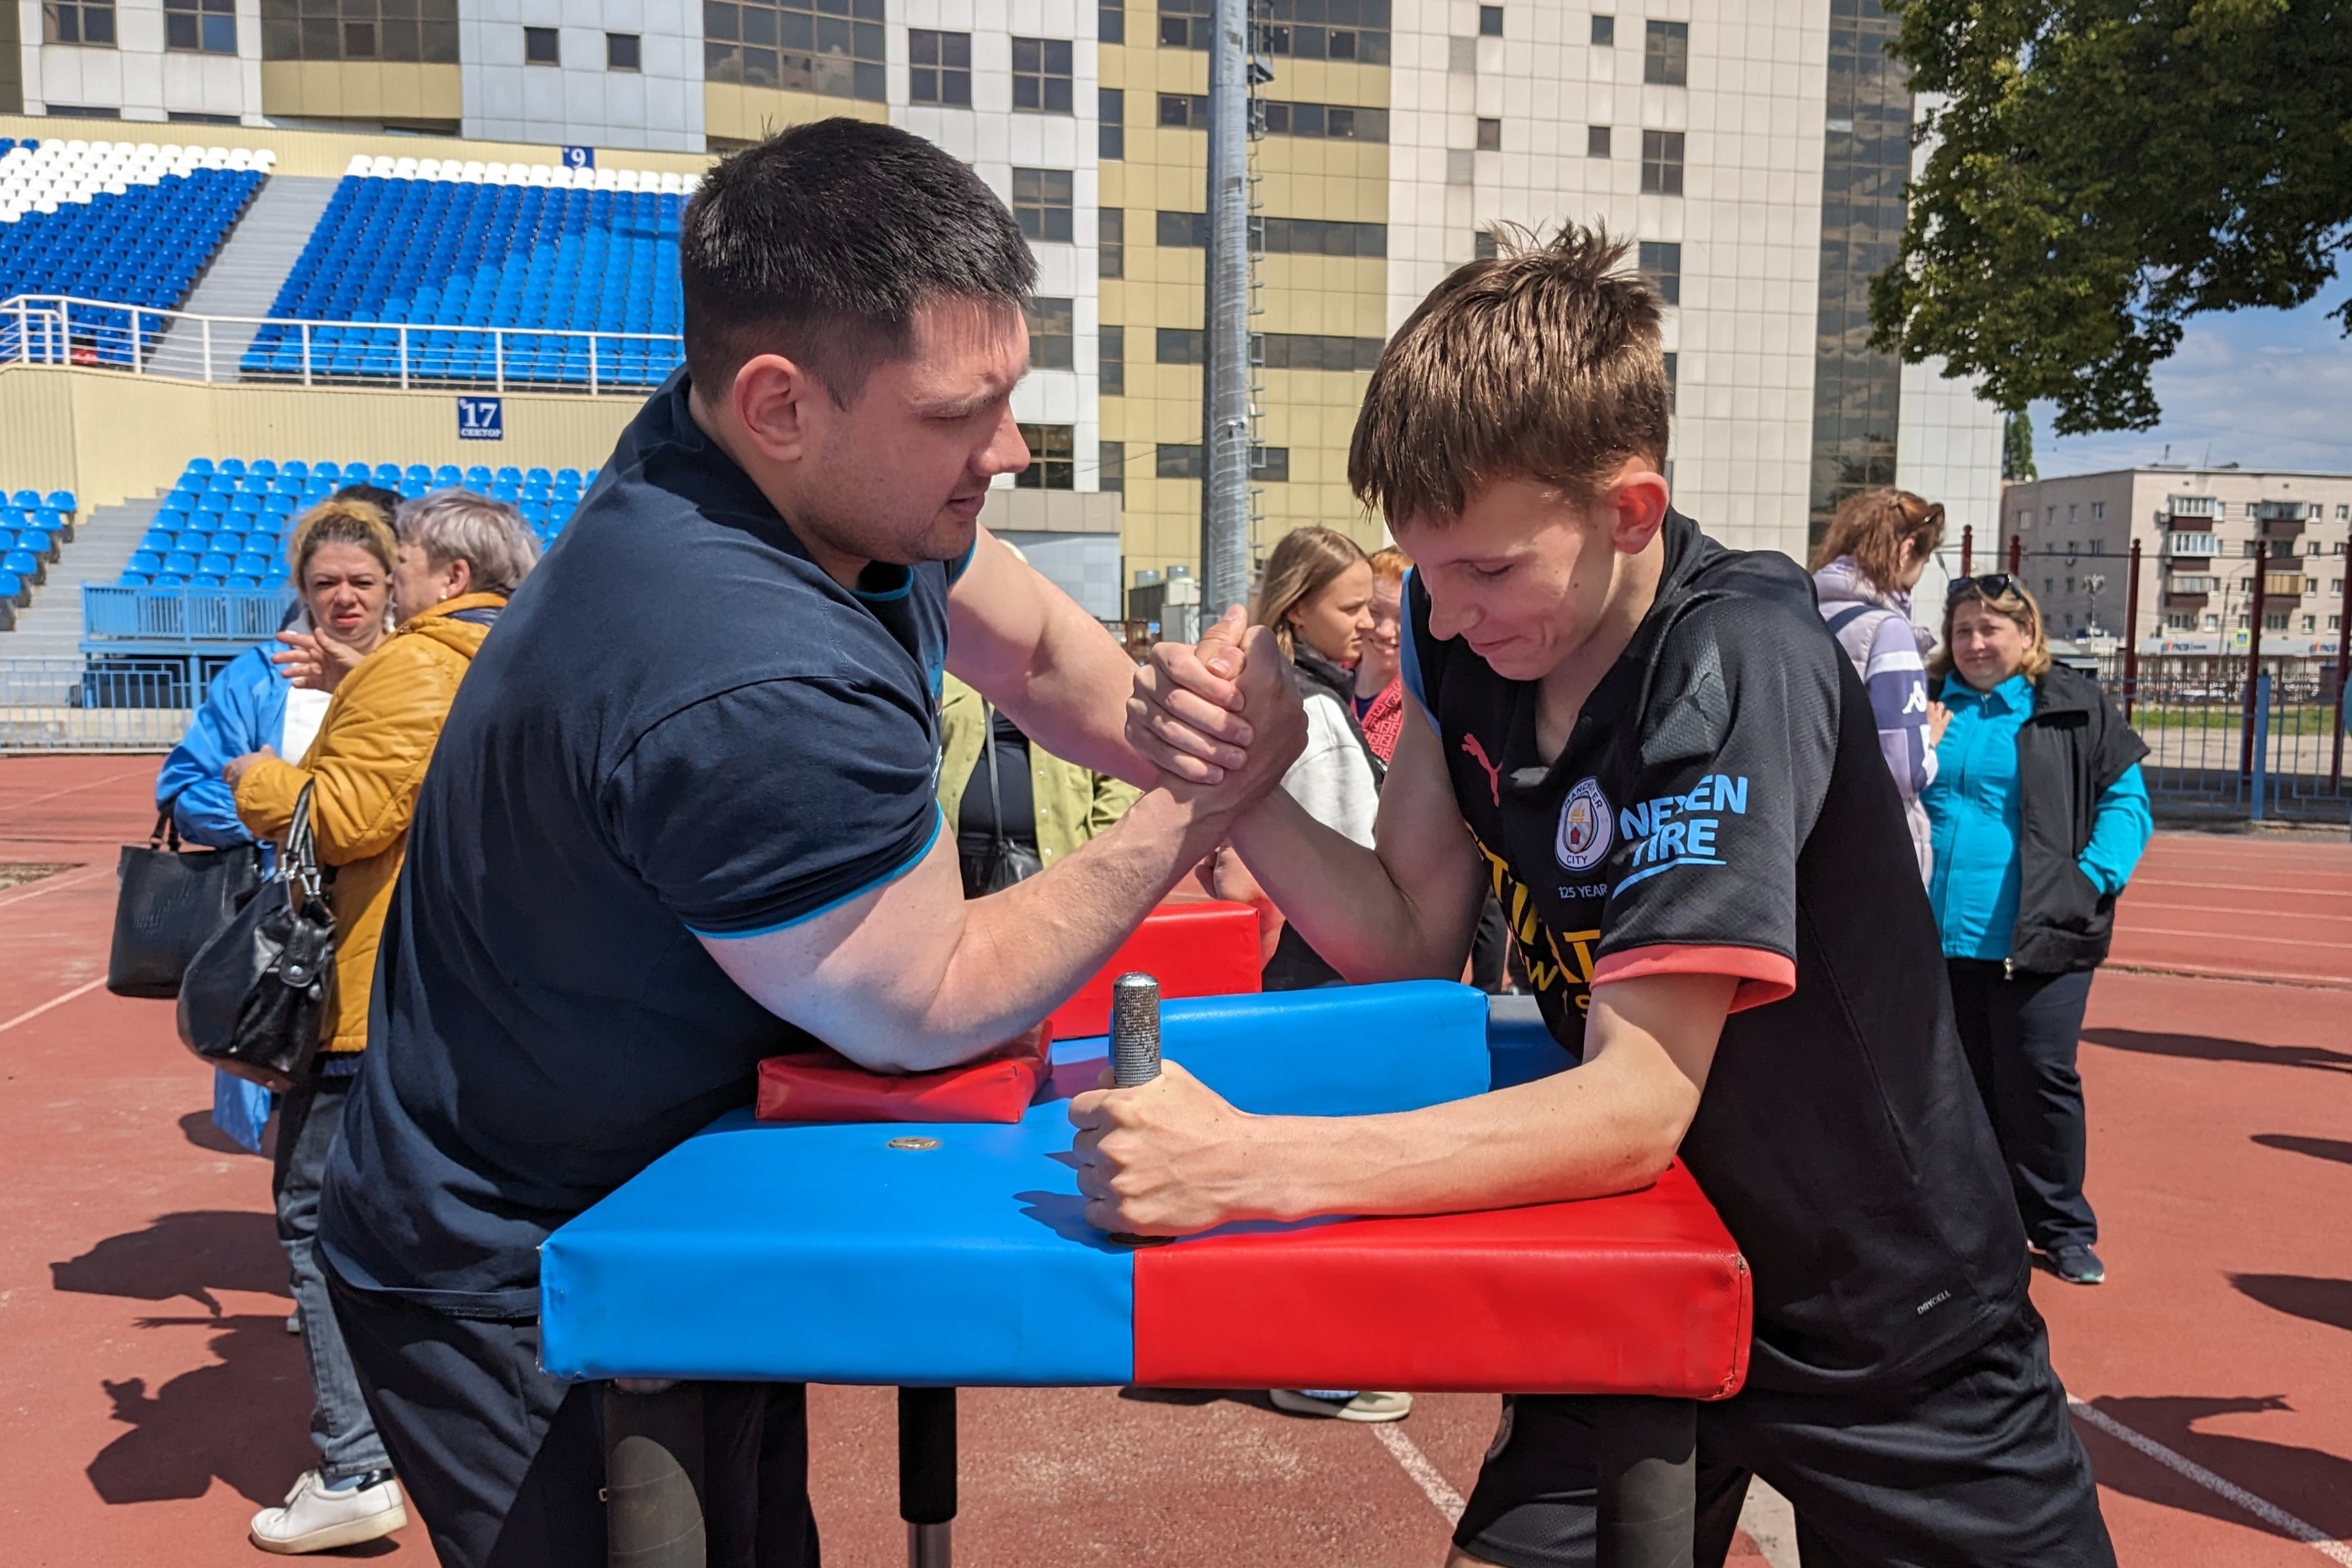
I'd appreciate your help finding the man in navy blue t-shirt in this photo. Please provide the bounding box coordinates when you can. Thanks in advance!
[315,120,1304,1568]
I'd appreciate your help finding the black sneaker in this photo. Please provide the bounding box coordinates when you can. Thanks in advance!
[2046,1245,2105,1285]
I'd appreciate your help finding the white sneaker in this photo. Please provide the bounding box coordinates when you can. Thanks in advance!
[249,1470,409,1554]
[1269,1389,1416,1423]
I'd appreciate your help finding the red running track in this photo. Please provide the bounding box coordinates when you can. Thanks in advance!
[0,752,2346,1565]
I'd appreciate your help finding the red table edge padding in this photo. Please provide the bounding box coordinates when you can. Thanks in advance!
[1131,1161,1753,1398]
[1045,898,1262,1040]
[754,1026,1051,1125]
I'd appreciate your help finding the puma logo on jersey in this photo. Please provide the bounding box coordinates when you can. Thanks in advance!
[1461,733,1504,806]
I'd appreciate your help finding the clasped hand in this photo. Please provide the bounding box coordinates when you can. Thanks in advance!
[1125,604,1307,797]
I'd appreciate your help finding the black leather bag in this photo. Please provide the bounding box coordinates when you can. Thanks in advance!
[176,784,337,1092]
[106,812,263,999]
[957,708,1045,898]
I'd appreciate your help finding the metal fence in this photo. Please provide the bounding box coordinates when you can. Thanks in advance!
[0,658,193,751]
[0,292,681,394]
[2107,670,2348,825]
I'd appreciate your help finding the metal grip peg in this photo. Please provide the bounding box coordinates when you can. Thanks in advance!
[1105,971,1167,1248]
[1110,971,1161,1088]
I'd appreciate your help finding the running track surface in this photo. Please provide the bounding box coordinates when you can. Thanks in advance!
[0,754,2344,1567]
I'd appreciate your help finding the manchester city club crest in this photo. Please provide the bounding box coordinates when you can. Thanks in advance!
[1555,776,1613,872]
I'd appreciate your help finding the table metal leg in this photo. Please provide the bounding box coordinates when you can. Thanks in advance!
[898,1386,957,1568]
[605,1379,708,1568]
[1594,1395,1697,1568]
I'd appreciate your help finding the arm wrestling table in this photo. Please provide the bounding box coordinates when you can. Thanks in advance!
[541,925,1752,1568]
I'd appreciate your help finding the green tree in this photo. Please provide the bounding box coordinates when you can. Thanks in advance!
[1869,0,2352,434]
[2002,411,2037,480]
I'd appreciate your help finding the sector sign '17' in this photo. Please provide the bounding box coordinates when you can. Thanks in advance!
[457,396,504,441]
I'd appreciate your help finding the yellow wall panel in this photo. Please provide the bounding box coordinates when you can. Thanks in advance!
[260,62,463,124]
[0,113,715,179]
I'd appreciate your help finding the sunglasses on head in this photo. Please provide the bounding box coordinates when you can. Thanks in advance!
[1946,573,2015,604]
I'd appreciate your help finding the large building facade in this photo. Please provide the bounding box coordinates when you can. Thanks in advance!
[5,0,2003,589]
[2001,468,2352,660]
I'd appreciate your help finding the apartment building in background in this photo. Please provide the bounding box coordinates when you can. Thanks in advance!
[4,0,2004,595]
[2000,468,2352,659]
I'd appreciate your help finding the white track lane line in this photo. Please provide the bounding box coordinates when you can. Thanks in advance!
[2069,1400,2352,1564]
[1372,1422,1466,1524]
[0,863,108,910]
[0,976,107,1035]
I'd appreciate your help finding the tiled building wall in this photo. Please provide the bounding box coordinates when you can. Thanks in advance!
[460,0,703,151]
[18,0,265,123]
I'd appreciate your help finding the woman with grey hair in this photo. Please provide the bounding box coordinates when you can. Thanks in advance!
[222,489,536,1554]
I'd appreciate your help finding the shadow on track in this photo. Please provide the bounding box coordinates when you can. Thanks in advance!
[2079,1028,2352,1075]
[2250,1133,2352,1169]
[2075,1394,2352,1540]
[50,1208,284,1316]
[2229,1273,2352,1336]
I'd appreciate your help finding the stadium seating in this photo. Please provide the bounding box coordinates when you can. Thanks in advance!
[0,139,270,365]
[242,156,693,386]
[113,457,593,586]
[0,485,81,624]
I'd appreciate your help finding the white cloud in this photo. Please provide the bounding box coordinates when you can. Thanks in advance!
[2031,297,2352,476]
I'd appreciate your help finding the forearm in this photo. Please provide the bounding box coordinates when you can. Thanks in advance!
[992,599,1160,789]
[1227,789,1471,983]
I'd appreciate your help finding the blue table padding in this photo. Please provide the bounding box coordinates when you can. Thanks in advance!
[540,981,1497,1384]
[1487,994,1578,1089]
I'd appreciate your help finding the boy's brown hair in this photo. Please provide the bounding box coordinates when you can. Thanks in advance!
[1348,225,1669,528]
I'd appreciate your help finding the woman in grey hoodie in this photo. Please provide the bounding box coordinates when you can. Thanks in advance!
[1811,488,1948,881]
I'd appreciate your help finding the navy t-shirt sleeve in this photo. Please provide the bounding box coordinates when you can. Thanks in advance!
[607,676,943,937]
[1588,601,1840,1012]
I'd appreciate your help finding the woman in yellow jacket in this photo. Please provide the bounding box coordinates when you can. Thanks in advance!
[221,490,539,1557]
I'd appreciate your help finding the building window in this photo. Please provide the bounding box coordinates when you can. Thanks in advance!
[1474,229,1497,260]
[1587,124,1611,158]
[523,24,559,64]
[1013,168,1075,243]
[1099,207,1124,277]
[1101,327,1124,395]
[607,32,640,70]
[2265,612,2290,633]
[1099,442,1124,494]
[1101,87,1124,158]
[1161,95,1390,141]
[1025,298,1076,370]
[1479,4,1502,34]
[1153,443,1289,480]
[1012,37,1074,113]
[704,0,888,101]
[1644,19,1687,85]
[1590,14,1613,46]
[166,0,237,54]
[44,2,117,45]
[2091,501,2105,519]
[1159,0,1389,64]
[2302,614,2317,633]
[1638,240,1681,306]
[908,29,972,105]
[1640,130,1684,195]
[1664,351,1677,407]
[1100,0,1124,44]
[1156,210,1387,257]
[262,0,458,62]
[1476,116,1501,151]
[1019,425,1077,490]
[1156,329,1383,371]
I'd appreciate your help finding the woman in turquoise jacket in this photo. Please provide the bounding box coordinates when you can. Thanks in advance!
[1925,575,2151,1288]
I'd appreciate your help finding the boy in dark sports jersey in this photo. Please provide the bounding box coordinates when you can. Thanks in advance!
[1083,228,2116,1566]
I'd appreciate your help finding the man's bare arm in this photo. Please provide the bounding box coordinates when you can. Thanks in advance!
[1071,971,1732,1235]
[947,527,1167,788]
[1225,697,1491,983]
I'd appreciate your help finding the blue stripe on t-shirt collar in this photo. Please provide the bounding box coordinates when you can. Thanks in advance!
[686,806,944,941]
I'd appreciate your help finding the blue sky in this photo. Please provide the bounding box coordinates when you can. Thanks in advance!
[2028,295,2352,477]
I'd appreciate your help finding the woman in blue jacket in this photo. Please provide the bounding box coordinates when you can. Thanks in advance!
[1925,575,2151,1288]
[156,498,396,1150]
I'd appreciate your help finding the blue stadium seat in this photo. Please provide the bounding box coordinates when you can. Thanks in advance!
[495,466,522,486]
[0,572,22,605]
[130,551,163,575]
[140,529,174,553]
[234,553,269,577]
[464,466,493,489]
[186,458,214,476]
[219,458,247,477]
[164,551,199,576]
[311,461,341,482]
[227,574,260,589]
[371,463,401,487]
[118,571,151,587]
[526,467,552,488]
[152,574,185,587]
[3,549,42,585]
[250,460,278,479]
[199,551,234,576]
[198,493,230,515]
[556,467,582,488]
[404,464,432,486]
[192,574,224,587]
[29,509,63,533]
[283,460,310,481]
[433,465,462,488]
[174,531,209,552]
[16,530,54,561]
[45,490,75,513]
[9,490,37,509]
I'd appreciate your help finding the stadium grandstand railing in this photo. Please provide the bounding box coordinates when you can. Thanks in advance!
[0,138,269,364]
[0,656,194,749]
[0,293,682,391]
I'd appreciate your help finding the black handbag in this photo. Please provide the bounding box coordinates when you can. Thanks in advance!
[957,705,1045,898]
[106,811,263,999]
[176,783,338,1092]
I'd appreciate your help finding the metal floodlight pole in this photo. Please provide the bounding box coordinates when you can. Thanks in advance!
[1198,0,1253,623]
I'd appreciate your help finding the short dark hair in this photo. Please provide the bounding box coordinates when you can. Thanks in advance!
[1350,225,1669,527]
[681,119,1036,405]
[333,482,403,522]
